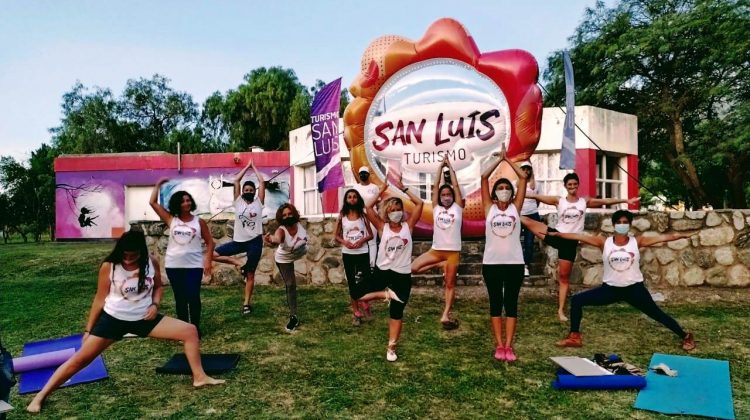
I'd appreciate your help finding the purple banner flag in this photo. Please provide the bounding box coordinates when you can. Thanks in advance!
[311,78,345,192]
[560,50,576,170]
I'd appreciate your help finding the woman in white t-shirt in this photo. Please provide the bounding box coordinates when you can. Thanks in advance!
[26,231,224,414]
[150,178,214,333]
[480,146,527,362]
[335,189,374,326]
[264,203,308,333]
[518,162,540,277]
[522,173,640,321]
[411,157,464,330]
[357,175,424,362]
[548,210,696,352]
[212,159,265,316]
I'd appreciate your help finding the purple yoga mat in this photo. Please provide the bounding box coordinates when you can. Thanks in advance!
[12,348,76,373]
[18,334,108,395]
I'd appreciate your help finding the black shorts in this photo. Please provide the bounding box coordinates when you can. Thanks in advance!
[543,227,579,262]
[90,311,164,341]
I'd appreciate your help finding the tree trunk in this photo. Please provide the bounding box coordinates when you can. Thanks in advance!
[727,159,748,208]
[666,114,710,207]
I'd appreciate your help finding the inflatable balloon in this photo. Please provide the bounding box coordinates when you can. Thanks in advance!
[344,18,543,238]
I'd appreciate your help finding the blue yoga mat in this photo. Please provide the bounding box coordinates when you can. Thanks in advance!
[552,367,646,390]
[18,334,108,395]
[634,353,735,420]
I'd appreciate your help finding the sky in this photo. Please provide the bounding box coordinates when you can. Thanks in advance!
[0,0,614,162]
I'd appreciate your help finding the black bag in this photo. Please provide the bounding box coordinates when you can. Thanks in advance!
[0,337,16,419]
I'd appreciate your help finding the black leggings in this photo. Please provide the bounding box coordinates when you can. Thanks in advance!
[570,282,687,338]
[342,253,370,300]
[276,262,298,316]
[482,264,524,317]
[369,268,411,320]
[166,268,203,329]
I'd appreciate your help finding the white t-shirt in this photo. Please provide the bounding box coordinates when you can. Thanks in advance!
[165,216,204,268]
[376,222,412,274]
[520,183,540,215]
[341,215,369,255]
[353,182,380,207]
[556,197,587,233]
[274,224,309,263]
[432,202,463,251]
[233,197,263,242]
[103,259,155,321]
[602,236,643,287]
[483,203,525,265]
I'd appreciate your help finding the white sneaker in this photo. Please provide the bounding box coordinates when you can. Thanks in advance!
[524,266,530,276]
[386,348,398,362]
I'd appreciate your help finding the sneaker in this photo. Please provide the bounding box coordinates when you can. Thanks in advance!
[524,265,530,277]
[241,304,253,316]
[505,347,517,362]
[494,346,506,361]
[555,332,583,348]
[682,332,696,351]
[386,347,398,362]
[285,315,300,332]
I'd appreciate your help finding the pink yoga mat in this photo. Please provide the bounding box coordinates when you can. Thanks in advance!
[12,348,76,373]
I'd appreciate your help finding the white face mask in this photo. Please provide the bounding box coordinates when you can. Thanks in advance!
[440,196,453,207]
[495,190,512,202]
[388,211,403,223]
[614,223,630,235]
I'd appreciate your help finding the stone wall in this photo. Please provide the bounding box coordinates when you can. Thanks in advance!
[548,210,750,287]
[132,209,750,288]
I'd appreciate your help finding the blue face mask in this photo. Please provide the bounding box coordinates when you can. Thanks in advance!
[614,223,630,235]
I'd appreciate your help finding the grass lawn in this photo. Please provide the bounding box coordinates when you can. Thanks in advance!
[1,242,749,419]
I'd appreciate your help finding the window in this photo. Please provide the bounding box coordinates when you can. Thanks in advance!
[595,152,624,203]
[532,153,573,214]
[302,164,321,216]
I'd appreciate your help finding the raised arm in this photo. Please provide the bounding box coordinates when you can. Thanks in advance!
[481,152,504,215]
[149,177,173,225]
[506,158,527,211]
[546,230,606,249]
[364,182,388,233]
[431,160,444,208]
[637,231,697,248]
[251,159,266,205]
[445,157,464,208]
[198,219,214,276]
[587,196,640,209]
[394,175,424,231]
[84,263,113,340]
[233,160,253,200]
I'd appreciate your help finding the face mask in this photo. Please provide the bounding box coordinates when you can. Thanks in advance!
[614,223,630,235]
[281,216,297,226]
[495,190,512,202]
[359,173,369,182]
[440,196,453,207]
[388,211,403,223]
[242,192,255,202]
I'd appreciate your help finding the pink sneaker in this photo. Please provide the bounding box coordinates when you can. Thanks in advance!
[505,347,517,362]
[494,346,506,361]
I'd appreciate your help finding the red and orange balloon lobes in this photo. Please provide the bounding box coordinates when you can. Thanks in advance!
[343,18,542,237]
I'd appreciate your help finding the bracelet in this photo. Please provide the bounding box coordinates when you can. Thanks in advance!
[151,302,160,308]
[401,186,408,192]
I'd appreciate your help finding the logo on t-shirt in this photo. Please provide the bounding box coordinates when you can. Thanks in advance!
[171,223,197,245]
[384,236,408,260]
[560,207,584,225]
[118,272,154,301]
[238,210,258,230]
[435,208,456,230]
[607,248,635,272]
[490,213,516,238]
[344,226,365,243]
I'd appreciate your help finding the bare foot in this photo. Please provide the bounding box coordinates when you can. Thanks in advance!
[193,376,226,387]
[385,288,403,304]
[558,312,569,322]
[26,399,43,414]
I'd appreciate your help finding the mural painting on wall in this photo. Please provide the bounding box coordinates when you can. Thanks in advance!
[56,169,290,239]
[343,18,543,238]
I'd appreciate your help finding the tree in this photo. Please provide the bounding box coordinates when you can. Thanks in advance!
[543,0,750,208]
[223,67,308,151]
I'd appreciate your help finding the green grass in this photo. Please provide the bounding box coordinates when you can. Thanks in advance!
[1,242,749,419]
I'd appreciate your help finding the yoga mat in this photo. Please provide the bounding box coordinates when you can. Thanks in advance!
[18,334,108,395]
[156,354,239,375]
[12,348,75,373]
[552,373,646,390]
[634,353,735,420]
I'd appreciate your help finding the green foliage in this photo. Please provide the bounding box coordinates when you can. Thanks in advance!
[543,0,750,208]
